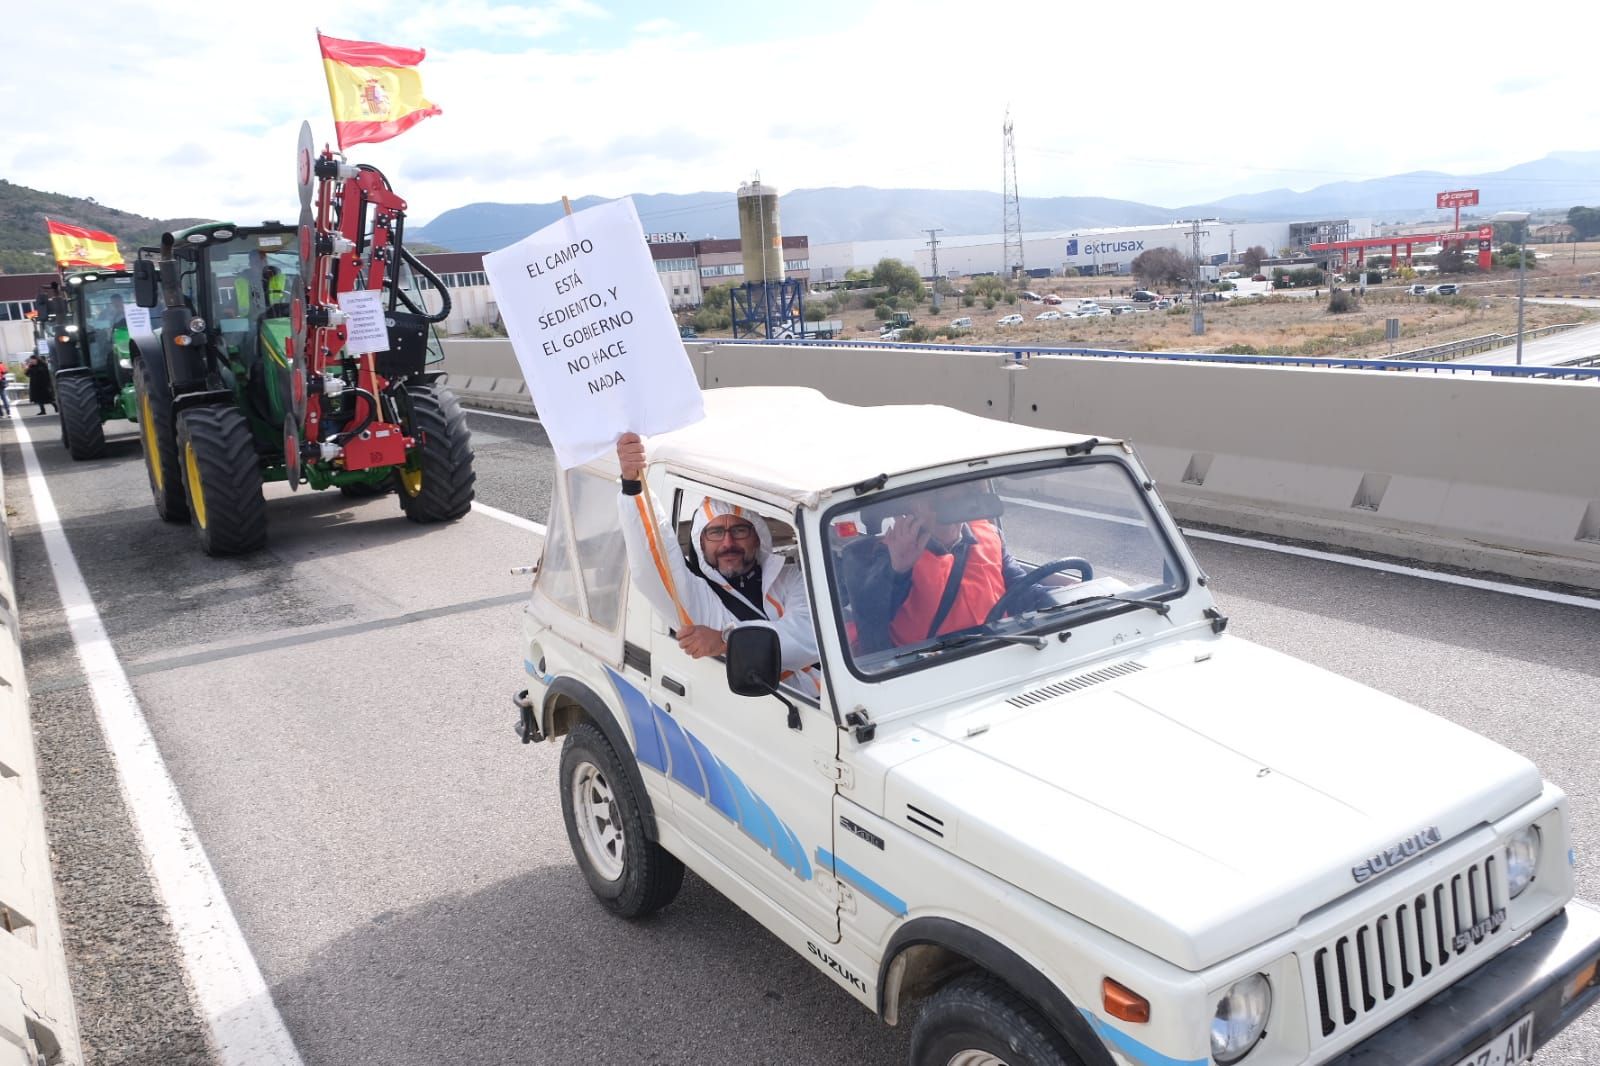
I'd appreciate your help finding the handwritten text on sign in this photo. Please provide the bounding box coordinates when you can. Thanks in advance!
[483,198,703,469]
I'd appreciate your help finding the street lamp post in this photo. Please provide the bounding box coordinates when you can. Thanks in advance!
[1492,211,1531,365]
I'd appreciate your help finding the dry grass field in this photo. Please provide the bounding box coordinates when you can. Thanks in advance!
[794,241,1600,358]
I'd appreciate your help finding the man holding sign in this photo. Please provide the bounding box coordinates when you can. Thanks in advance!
[615,432,819,694]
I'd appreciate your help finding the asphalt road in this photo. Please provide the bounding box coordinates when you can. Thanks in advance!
[1457,298,1600,367]
[6,404,1599,1065]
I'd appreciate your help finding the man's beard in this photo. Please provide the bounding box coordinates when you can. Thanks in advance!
[714,547,754,578]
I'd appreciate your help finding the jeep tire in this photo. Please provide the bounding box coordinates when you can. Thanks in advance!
[911,973,1083,1066]
[133,355,187,521]
[56,373,106,460]
[559,720,683,919]
[177,406,268,556]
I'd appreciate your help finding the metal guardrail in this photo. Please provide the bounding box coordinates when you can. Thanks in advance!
[1390,323,1585,363]
[702,338,1600,381]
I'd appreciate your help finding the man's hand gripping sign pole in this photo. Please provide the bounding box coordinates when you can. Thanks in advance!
[484,198,704,626]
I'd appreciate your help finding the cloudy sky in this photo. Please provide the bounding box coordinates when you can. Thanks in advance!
[5,0,1593,235]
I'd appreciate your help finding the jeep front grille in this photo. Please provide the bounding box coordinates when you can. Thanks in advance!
[1312,849,1508,1040]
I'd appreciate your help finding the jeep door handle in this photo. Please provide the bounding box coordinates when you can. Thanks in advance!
[661,676,686,697]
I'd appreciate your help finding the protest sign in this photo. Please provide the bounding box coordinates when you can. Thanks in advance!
[484,198,704,469]
[123,305,152,334]
[337,289,391,355]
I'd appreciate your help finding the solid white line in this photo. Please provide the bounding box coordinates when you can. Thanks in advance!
[462,406,542,425]
[1003,492,1600,610]
[472,500,547,536]
[9,412,305,1066]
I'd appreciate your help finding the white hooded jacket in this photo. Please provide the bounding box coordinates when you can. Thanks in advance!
[618,489,821,694]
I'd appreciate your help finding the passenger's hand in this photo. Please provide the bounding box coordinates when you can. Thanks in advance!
[677,624,727,659]
[883,515,928,572]
[617,431,646,481]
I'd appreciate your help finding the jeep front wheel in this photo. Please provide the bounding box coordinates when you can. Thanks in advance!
[559,720,683,919]
[910,974,1082,1066]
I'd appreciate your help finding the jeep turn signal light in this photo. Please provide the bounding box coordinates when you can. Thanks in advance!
[1563,958,1599,1006]
[1103,977,1150,1023]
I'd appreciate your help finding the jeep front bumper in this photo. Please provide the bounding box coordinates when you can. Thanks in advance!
[1325,898,1600,1064]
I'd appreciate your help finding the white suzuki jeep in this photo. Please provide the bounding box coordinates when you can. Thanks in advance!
[514,386,1600,1066]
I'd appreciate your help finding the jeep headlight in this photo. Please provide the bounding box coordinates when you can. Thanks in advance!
[1211,974,1271,1064]
[1507,826,1541,899]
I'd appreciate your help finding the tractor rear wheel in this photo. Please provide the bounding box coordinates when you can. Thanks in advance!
[396,385,475,523]
[177,406,268,556]
[133,355,186,521]
[56,373,106,460]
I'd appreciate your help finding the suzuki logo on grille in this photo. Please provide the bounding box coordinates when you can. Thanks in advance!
[1351,826,1443,884]
[1453,907,1507,952]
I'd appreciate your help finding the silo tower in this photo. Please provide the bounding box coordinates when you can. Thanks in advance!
[730,174,804,339]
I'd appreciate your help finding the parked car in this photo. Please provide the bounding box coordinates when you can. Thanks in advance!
[1224,270,1241,280]
[1042,294,1063,305]
[1409,284,1429,296]
[1019,291,1043,303]
[949,317,973,329]
[1200,292,1225,303]
[518,386,1600,1066]
[1131,290,1158,302]
[1251,274,1267,282]
[1035,310,1062,321]
[879,328,905,341]
[997,313,1024,326]
[1078,307,1110,318]
[1155,299,1174,310]
[1109,305,1137,316]
[1435,283,1460,296]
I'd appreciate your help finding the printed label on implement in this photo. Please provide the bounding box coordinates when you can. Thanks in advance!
[484,197,704,469]
[338,289,391,355]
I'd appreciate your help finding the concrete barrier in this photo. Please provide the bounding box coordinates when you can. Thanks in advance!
[445,338,1600,589]
[0,442,82,1064]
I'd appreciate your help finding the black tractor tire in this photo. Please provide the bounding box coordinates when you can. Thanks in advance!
[133,355,187,522]
[396,384,475,523]
[56,373,107,460]
[176,406,268,556]
[910,973,1083,1066]
[559,720,684,919]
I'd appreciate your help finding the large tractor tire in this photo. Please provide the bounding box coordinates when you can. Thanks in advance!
[56,373,107,460]
[396,385,475,523]
[133,355,186,522]
[176,406,267,556]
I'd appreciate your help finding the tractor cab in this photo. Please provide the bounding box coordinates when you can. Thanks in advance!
[166,222,299,379]
[41,268,157,458]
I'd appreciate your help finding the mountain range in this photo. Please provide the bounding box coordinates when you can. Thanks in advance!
[413,151,1600,251]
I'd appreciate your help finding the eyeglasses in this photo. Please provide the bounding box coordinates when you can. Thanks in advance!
[703,523,756,543]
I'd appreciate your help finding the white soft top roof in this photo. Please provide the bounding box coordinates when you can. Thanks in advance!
[606,387,1109,508]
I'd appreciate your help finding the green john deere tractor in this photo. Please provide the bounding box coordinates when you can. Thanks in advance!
[37,269,149,458]
[130,211,473,555]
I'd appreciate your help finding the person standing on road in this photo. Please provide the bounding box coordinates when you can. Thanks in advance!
[25,354,53,415]
[0,364,11,416]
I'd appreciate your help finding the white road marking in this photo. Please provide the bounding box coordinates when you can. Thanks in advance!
[472,500,547,536]
[9,412,305,1066]
[1003,493,1600,610]
[463,406,542,425]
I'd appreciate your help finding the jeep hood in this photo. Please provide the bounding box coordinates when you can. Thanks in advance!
[882,636,1543,971]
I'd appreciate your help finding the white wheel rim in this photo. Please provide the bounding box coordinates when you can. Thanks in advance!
[945,1054,1008,1066]
[571,759,625,881]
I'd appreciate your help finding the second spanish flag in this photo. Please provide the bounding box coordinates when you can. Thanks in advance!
[318,32,442,150]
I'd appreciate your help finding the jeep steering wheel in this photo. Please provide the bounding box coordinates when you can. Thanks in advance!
[983,557,1094,626]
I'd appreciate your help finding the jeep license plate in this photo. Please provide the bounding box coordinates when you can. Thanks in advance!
[1451,1014,1534,1066]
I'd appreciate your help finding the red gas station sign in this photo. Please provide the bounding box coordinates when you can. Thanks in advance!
[1437,189,1480,209]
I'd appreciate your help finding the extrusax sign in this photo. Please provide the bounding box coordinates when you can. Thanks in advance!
[484,198,705,469]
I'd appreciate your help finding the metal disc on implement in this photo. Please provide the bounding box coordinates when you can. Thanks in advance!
[283,416,302,491]
[290,352,308,426]
[296,121,315,209]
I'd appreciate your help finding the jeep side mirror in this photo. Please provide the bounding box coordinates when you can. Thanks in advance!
[726,625,781,697]
[132,259,159,309]
[725,625,801,731]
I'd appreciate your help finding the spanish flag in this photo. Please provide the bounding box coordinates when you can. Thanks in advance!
[319,32,442,150]
[46,219,125,270]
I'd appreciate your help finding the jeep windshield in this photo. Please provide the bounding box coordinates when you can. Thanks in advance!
[824,456,1186,678]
